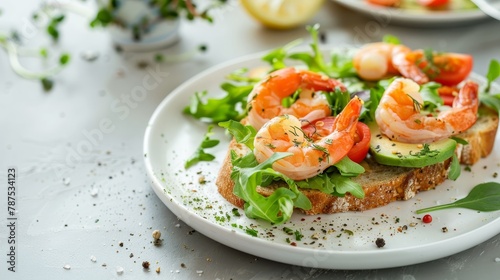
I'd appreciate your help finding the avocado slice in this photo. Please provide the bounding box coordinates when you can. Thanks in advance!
[368,122,456,168]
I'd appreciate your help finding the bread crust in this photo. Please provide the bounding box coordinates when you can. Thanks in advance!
[455,106,499,165]
[215,109,498,215]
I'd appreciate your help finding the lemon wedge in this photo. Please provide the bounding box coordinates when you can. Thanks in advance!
[241,0,325,29]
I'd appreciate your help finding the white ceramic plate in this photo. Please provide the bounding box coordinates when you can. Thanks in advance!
[333,0,489,27]
[143,51,500,269]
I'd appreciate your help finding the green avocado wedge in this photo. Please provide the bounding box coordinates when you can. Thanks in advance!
[368,122,457,168]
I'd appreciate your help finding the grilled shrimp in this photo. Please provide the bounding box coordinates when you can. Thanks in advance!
[253,97,362,180]
[353,42,429,84]
[375,78,479,143]
[246,67,347,130]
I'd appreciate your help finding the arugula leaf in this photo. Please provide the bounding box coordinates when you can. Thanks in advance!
[184,125,220,169]
[479,93,500,113]
[225,68,262,83]
[330,50,357,78]
[331,174,365,199]
[451,136,468,145]
[262,38,303,71]
[382,34,401,45]
[295,160,365,199]
[419,82,443,111]
[231,152,311,224]
[416,182,500,214]
[363,83,385,123]
[333,157,365,177]
[183,82,253,123]
[323,88,351,116]
[447,154,460,181]
[219,120,256,149]
[485,59,500,93]
[296,173,334,194]
[305,24,330,75]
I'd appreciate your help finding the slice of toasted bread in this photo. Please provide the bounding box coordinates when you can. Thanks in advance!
[216,107,499,215]
[455,106,499,165]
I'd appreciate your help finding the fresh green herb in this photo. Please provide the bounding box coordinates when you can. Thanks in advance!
[287,24,330,75]
[41,78,54,92]
[154,54,164,63]
[47,15,65,42]
[331,174,364,199]
[479,94,500,113]
[480,59,500,112]
[226,68,262,83]
[296,173,335,194]
[294,230,304,241]
[0,34,70,90]
[323,88,351,116]
[343,229,354,236]
[416,182,500,214]
[330,50,357,78]
[262,38,303,71]
[485,59,500,93]
[39,48,48,58]
[311,144,329,156]
[363,83,385,123]
[184,82,253,123]
[281,89,301,108]
[59,53,70,65]
[295,157,364,198]
[245,227,258,237]
[90,8,113,28]
[284,24,357,79]
[230,152,311,224]
[198,44,208,52]
[419,82,443,111]
[451,136,469,145]
[184,125,220,169]
[419,49,440,79]
[333,157,365,177]
[219,120,256,149]
[409,144,439,158]
[447,154,460,181]
[382,34,401,45]
[283,227,294,235]
[406,93,422,113]
[231,208,240,216]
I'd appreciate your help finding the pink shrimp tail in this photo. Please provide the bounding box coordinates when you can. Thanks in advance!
[335,96,363,133]
[454,81,479,112]
[299,71,347,92]
[392,48,429,85]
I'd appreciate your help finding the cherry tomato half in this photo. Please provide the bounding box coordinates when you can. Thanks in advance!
[413,51,473,86]
[437,86,458,106]
[302,117,371,163]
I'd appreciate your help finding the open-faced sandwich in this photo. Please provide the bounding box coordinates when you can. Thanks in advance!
[184,29,500,224]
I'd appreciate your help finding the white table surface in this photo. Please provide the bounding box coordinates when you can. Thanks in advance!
[1,0,500,279]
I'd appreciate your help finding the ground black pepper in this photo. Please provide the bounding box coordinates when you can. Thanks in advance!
[142,261,150,269]
[375,238,386,248]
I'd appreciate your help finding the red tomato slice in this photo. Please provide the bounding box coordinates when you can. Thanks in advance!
[302,117,371,163]
[414,51,473,86]
[432,53,473,86]
[417,0,449,8]
[348,122,371,163]
[437,86,458,106]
